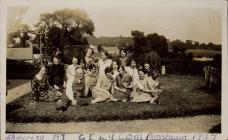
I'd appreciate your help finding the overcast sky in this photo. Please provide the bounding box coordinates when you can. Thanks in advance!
[7,0,225,44]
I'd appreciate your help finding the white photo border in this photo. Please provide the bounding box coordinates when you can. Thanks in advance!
[1,0,227,139]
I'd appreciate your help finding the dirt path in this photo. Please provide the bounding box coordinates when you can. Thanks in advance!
[6,80,31,104]
[6,115,220,133]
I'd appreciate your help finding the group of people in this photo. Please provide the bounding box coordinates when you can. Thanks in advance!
[31,47,162,112]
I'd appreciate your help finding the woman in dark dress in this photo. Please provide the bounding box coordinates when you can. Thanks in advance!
[31,65,70,112]
[113,66,133,102]
[119,49,129,67]
[48,57,65,90]
[31,65,62,102]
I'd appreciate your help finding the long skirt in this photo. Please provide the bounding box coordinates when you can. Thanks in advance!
[92,87,114,101]
[33,90,61,102]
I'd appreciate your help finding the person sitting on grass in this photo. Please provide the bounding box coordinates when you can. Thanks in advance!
[144,62,160,87]
[125,59,139,86]
[48,57,65,91]
[31,65,62,102]
[84,64,98,97]
[111,58,120,80]
[91,67,117,104]
[113,66,133,102]
[65,66,85,106]
[66,57,78,80]
[130,68,161,104]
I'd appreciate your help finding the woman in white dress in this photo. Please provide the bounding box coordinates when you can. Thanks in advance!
[91,67,117,104]
[84,47,95,69]
[130,68,161,103]
[97,50,112,81]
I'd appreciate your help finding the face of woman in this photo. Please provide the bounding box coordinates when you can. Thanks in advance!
[123,81,129,86]
[39,67,46,77]
[86,49,93,56]
[139,71,145,80]
[112,61,118,70]
[76,68,84,80]
[100,52,107,60]
[53,58,59,65]
[119,67,124,75]
[130,61,136,69]
[90,67,96,74]
[120,50,126,57]
[144,63,150,71]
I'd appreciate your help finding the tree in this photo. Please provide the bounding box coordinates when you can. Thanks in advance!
[170,39,186,54]
[7,6,30,47]
[8,24,31,47]
[146,33,168,57]
[35,8,95,52]
[131,30,147,47]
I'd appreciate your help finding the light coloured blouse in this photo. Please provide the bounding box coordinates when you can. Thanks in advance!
[66,64,77,80]
[96,75,113,91]
[125,67,139,86]
[98,59,112,76]
[112,70,119,81]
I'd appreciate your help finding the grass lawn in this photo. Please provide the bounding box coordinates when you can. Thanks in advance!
[6,75,221,123]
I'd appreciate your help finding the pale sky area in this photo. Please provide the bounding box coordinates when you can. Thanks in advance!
[7,0,224,44]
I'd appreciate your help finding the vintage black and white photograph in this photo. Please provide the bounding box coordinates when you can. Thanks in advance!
[4,0,226,134]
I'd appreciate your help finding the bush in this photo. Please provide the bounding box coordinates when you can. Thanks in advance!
[161,59,216,76]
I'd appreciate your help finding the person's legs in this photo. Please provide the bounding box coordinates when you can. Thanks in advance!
[109,94,118,102]
[150,94,158,104]
[91,97,107,104]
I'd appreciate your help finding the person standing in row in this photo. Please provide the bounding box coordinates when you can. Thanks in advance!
[119,49,129,67]
[84,47,95,69]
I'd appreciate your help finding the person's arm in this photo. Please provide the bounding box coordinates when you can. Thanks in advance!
[113,82,127,93]
[123,82,133,89]
[65,65,71,80]
[65,77,75,101]
[84,76,90,96]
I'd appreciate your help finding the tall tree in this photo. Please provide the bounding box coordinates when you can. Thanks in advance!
[35,8,95,51]
[146,33,168,57]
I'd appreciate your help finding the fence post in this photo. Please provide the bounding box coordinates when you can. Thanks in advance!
[161,65,166,75]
